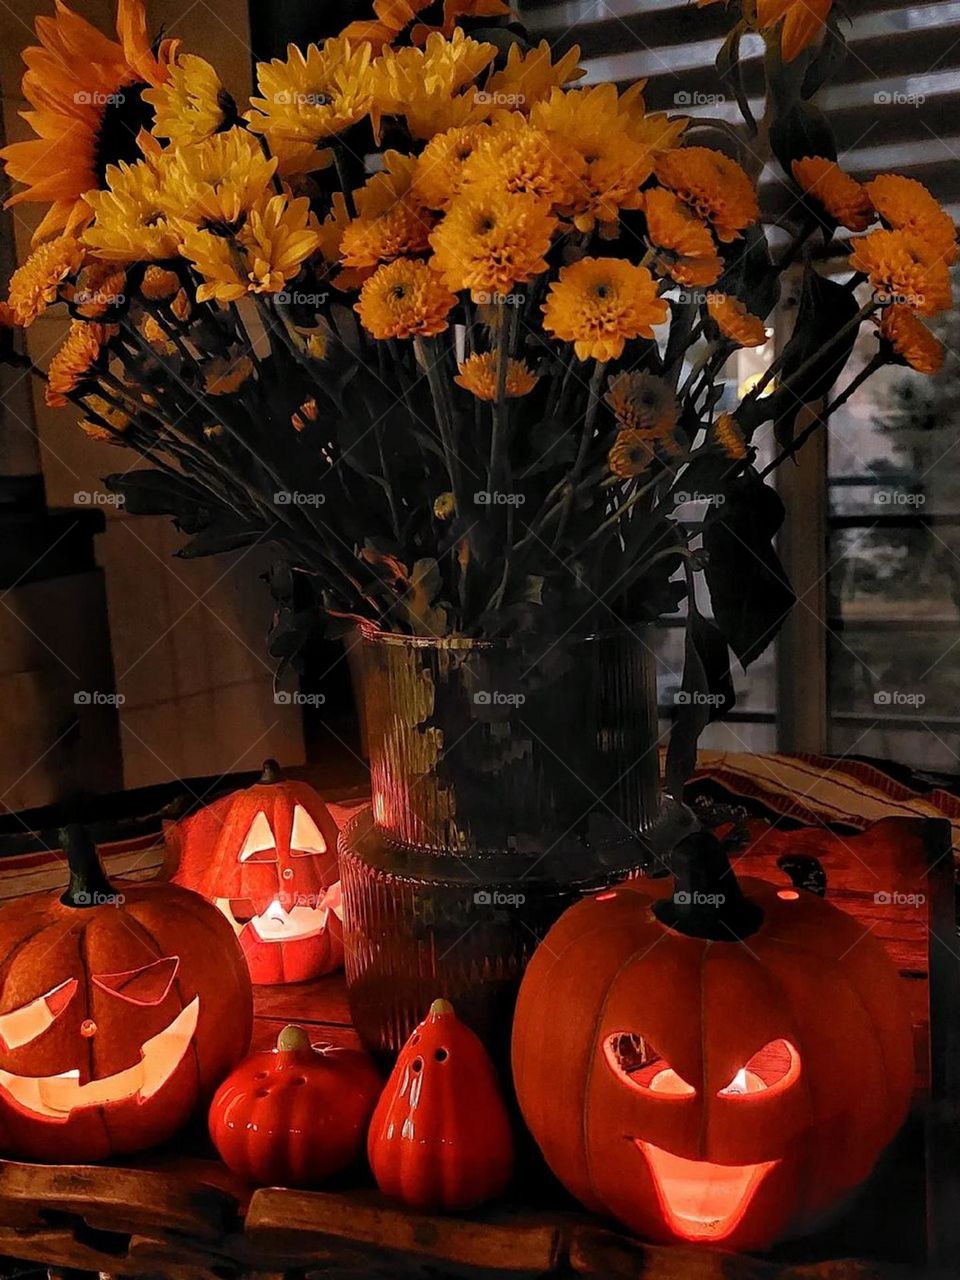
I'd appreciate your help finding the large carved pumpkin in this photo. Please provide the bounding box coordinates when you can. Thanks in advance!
[0,826,252,1163]
[171,761,343,985]
[512,834,913,1252]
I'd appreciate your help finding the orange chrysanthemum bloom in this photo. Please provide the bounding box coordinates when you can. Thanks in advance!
[413,125,490,210]
[483,40,585,109]
[642,186,723,288]
[71,262,126,319]
[455,353,539,400]
[757,0,831,62]
[849,229,952,316]
[542,258,668,362]
[655,147,759,242]
[864,175,958,267]
[608,426,679,478]
[340,202,433,269]
[430,184,556,299]
[203,356,255,396]
[792,157,873,232]
[355,258,457,339]
[46,321,111,408]
[605,371,678,433]
[461,117,586,211]
[707,293,768,347]
[712,412,748,460]
[9,235,85,326]
[879,305,944,376]
[0,0,178,244]
[141,267,180,302]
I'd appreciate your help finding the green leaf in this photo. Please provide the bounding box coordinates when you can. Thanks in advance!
[715,20,756,134]
[770,100,837,175]
[176,526,266,558]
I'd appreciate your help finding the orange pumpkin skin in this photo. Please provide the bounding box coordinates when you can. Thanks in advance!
[512,874,913,1252]
[368,999,514,1211]
[0,830,252,1163]
[209,1025,381,1186]
[171,761,343,985]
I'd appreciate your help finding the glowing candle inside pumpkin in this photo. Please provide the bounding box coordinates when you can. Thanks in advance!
[721,1067,765,1095]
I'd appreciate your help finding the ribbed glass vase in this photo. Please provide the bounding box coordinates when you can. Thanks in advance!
[340,626,664,1061]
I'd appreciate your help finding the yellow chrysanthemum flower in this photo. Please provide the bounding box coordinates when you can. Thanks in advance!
[430,184,556,300]
[655,146,759,242]
[542,257,668,362]
[46,321,111,408]
[642,186,722,287]
[139,313,176,355]
[460,116,586,210]
[792,157,873,232]
[848,229,952,316]
[433,491,456,520]
[340,152,433,268]
[9,235,84,326]
[878,305,944,375]
[605,371,678,433]
[455,353,539,400]
[864,175,957,267]
[144,54,236,147]
[483,41,585,110]
[161,128,278,233]
[608,427,679,478]
[707,292,768,347]
[712,412,748,460]
[80,393,130,441]
[84,156,181,262]
[412,125,491,210]
[758,0,832,62]
[203,356,255,396]
[142,266,182,301]
[371,30,497,139]
[71,262,127,319]
[355,258,458,339]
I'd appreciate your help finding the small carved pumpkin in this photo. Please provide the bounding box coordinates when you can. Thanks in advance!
[171,760,343,985]
[0,826,252,1163]
[209,1025,381,1186]
[368,998,514,1211]
[512,834,913,1251]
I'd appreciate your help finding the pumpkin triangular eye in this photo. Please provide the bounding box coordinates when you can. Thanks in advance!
[290,804,328,856]
[93,956,180,1006]
[718,1039,800,1097]
[604,1032,696,1097]
[239,811,278,862]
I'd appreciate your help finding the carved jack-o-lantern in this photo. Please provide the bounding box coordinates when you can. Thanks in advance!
[512,835,913,1252]
[0,826,252,1163]
[172,761,343,985]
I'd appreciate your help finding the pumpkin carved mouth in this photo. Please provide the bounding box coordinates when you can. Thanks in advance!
[636,1139,778,1241]
[217,884,342,945]
[0,997,199,1121]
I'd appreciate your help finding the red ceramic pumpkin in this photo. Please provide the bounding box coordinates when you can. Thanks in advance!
[209,1025,381,1185]
[367,998,514,1211]
[171,760,343,985]
[512,834,913,1252]
[0,826,252,1163]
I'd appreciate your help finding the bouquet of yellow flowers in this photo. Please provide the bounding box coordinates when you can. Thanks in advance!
[1,0,955,762]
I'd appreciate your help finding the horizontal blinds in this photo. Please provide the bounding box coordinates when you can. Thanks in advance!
[522,0,960,211]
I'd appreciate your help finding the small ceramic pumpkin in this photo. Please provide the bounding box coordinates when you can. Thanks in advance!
[368,998,514,1211]
[0,826,252,1163]
[209,1025,381,1185]
[171,760,343,985]
[512,833,913,1252]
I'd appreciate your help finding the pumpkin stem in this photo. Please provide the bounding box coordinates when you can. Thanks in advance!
[58,825,114,909]
[260,758,283,784]
[653,831,763,941]
[277,1025,311,1054]
[429,998,454,1018]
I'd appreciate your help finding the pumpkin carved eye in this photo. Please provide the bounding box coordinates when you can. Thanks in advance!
[604,1033,696,1098]
[0,979,78,1050]
[289,805,328,856]
[717,1039,800,1098]
[238,812,278,863]
[92,956,180,1006]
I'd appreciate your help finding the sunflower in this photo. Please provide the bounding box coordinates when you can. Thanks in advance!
[605,371,678,433]
[878,305,944,375]
[430,184,556,300]
[712,412,748,460]
[864,175,957,267]
[46,321,111,407]
[707,293,768,347]
[413,125,491,210]
[792,157,873,232]
[757,0,832,62]
[161,128,278,234]
[371,30,497,140]
[642,187,722,287]
[608,427,678,478]
[355,258,457,339]
[204,355,255,396]
[247,38,375,160]
[0,0,178,244]
[460,116,586,210]
[848,229,952,316]
[83,155,180,262]
[455,353,539,400]
[542,257,668,362]
[340,152,433,268]
[180,194,321,303]
[143,54,237,147]
[483,41,585,109]
[9,235,84,325]
[655,147,759,242]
